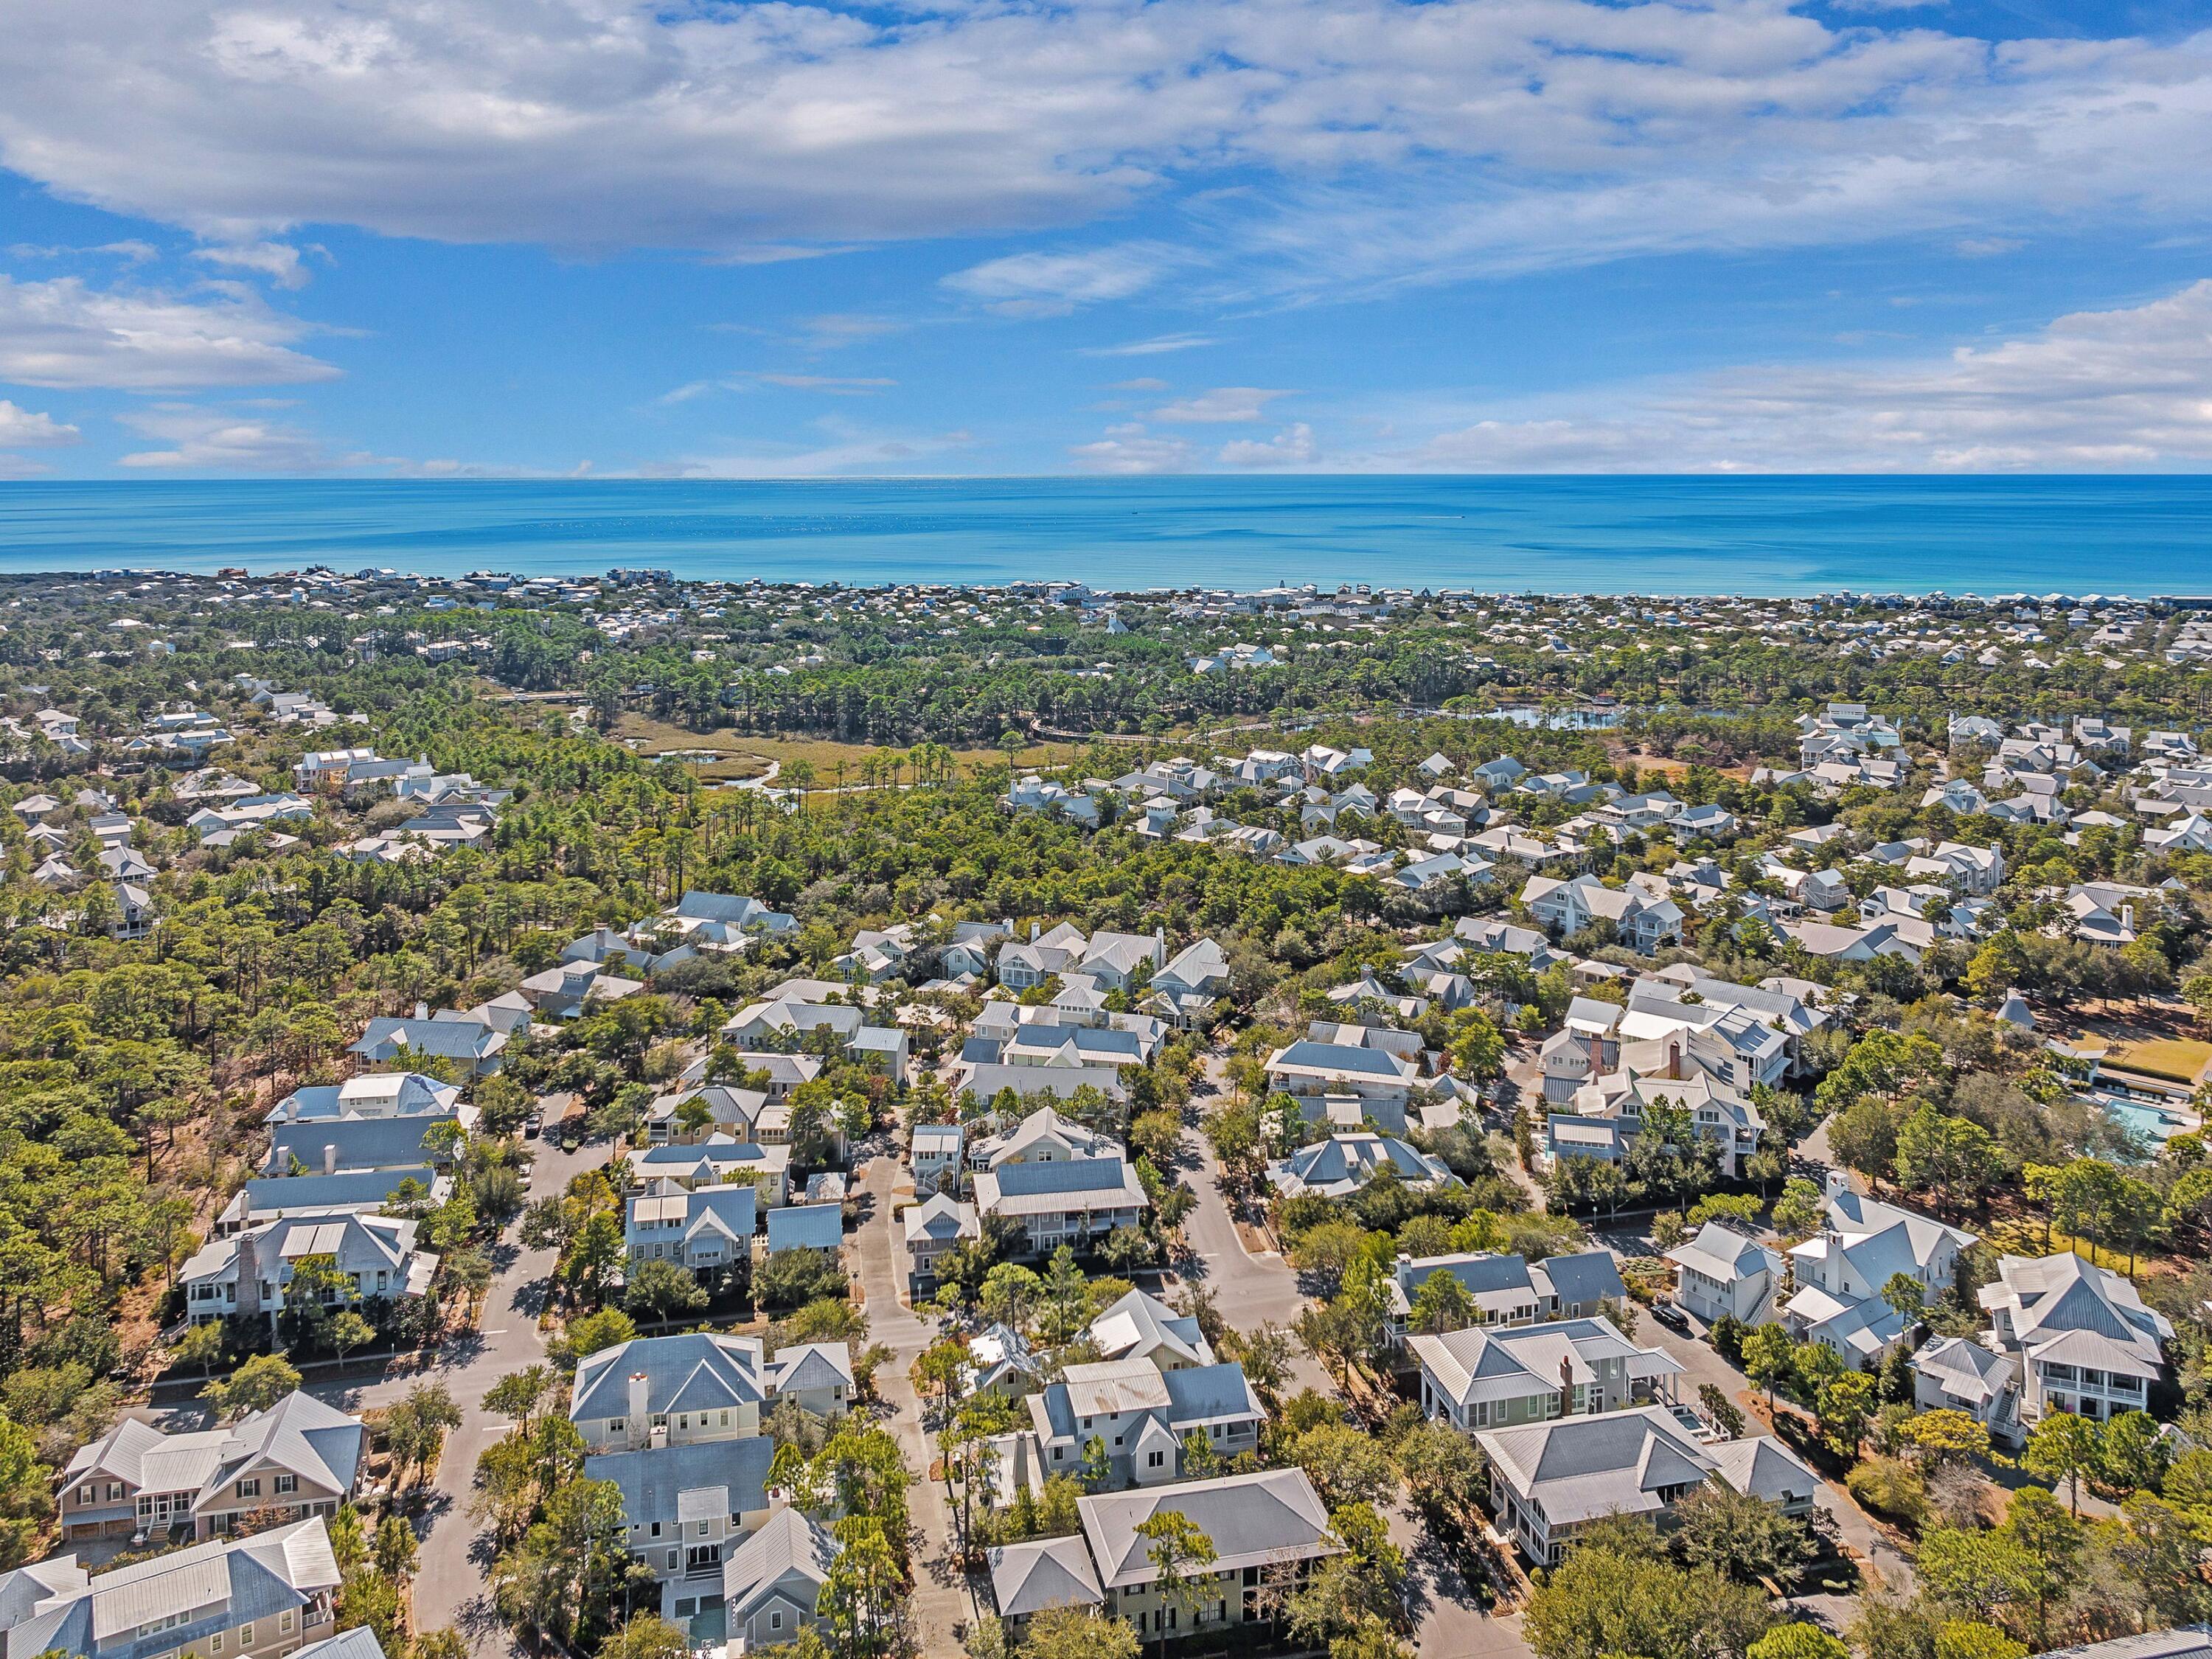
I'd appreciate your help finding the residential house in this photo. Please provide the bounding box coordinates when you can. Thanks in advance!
[1910,1335,2024,1447]
[643,1085,773,1147]
[986,1469,1340,1645]
[1783,1183,1977,1363]
[902,1194,981,1288]
[909,1122,965,1192]
[763,1343,855,1419]
[1263,1133,1455,1201]
[347,1016,506,1078]
[1263,1035,1422,1134]
[517,960,645,1020]
[968,1106,1119,1171]
[715,1508,840,1654]
[179,1212,437,1330]
[58,1393,364,1542]
[0,1517,341,1659]
[1385,1251,1626,1349]
[1088,1290,1215,1371]
[625,1138,791,1206]
[1520,873,1683,953]
[1147,938,1231,1027]
[1977,1251,2172,1431]
[624,1181,757,1281]
[764,1203,844,1262]
[972,1158,1149,1256]
[1665,1225,1784,1327]
[1021,1360,1265,1489]
[1476,1405,1816,1565]
[1411,1316,1683,1431]
[215,1168,446,1237]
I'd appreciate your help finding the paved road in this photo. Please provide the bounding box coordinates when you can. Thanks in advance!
[1173,1128,1333,1398]
[852,1144,975,1655]
[311,1137,605,1649]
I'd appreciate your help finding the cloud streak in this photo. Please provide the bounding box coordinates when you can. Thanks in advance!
[1376,279,2212,471]
[0,274,337,389]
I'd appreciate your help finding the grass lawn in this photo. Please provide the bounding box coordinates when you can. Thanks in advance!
[2100,1036,2212,1085]
[611,716,1082,782]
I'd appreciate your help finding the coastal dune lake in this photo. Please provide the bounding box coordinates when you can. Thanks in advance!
[1,475,2208,594]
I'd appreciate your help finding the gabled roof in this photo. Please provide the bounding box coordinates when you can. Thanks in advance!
[1666,1222,1782,1285]
[766,1203,844,1253]
[1706,1436,1818,1506]
[988,1535,1103,1618]
[1477,1405,1717,1526]
[768,1341,855,1396]
[584,1435,773,1526]
[8,1517,340,1659]
[1088,1287,1213,1368]
[1077,1469,1339,1590]
[571,1332,768,1421]
[720,1508,838,1615]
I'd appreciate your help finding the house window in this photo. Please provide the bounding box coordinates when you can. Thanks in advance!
[213,1635,224,1654]
[240,1626,255,1646]
[1147,1451,1164,1469]
[771,1613,783,1631]
[237,1479,260,1499]
[80,1484,97,1504]
[275,1475,297,1495]
[279,1613,295,1635]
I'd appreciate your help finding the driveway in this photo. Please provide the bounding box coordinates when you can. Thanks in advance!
[1622,1301,1916,1592]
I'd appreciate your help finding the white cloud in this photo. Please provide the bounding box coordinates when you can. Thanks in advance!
[0,400,80,446]
[0,453,58,478]
[1069,422,1196,473]
[942,246,1169,317]
[752,373,897,393]
[192,240,315,288]
[1383,279,2212,471]
[0,0,2208,297]
[0,274,337,389]
[116,402,361,470]
[645,419,971,476]
[1219,422,1317,466]
[1150,386,1292,423]
[1079,333,1220,358]
[7,240,158,263]
[1108,378,1171,392]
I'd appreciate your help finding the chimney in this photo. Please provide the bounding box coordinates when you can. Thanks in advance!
[236,1231,261,1321]
[1030,921,1041,943]
[323,1143,338,1176]
[627,1372,651,1447]
[414,1000,429,1022]
[1666,1038,1683,1082]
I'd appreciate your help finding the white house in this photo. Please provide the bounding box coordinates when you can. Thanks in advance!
[1665,1224,1785,1327]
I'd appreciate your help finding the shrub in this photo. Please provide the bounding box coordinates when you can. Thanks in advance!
[1846,1455,1929,1530]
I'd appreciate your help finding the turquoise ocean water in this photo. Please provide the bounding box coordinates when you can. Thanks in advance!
[0,476,2207,594]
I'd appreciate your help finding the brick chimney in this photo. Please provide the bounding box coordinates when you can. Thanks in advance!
[1666,1038,1683,1082]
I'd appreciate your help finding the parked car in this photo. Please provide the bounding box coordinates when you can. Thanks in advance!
[1650,1298,1689,1332]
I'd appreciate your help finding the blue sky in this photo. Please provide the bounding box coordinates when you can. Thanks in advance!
[4,0,2212,477]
